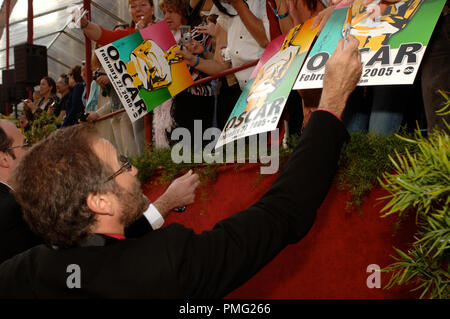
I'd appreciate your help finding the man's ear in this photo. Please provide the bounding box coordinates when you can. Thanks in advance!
[86,192,115,216]
[0,151,10,169]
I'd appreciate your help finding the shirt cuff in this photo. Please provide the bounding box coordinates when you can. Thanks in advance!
[143,204,165,230]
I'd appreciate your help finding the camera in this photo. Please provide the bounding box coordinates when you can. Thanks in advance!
[221,47,232,62]
[78,112,89,122]
[180,25,192,48]
[93,70,106,81]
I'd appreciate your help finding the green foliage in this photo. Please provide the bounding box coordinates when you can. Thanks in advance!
[131,134,299,187]
[131,146,225,189]
[383,244,450,299]
[337,130,418,212]
[0,114,16,121]
[436,90,450,120]
[23,112,59,145]
[379,127,450,299]
[131,147,192,185]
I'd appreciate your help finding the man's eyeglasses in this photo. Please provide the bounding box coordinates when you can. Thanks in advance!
[104,155,132,183]
[8,139,30,150]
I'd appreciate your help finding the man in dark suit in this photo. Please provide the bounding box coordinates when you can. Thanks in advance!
[0,35,362,298]
[0,120,43,263]
[0,120,200,264]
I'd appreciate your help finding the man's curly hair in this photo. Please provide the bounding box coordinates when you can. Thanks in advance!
[11,124,118,248]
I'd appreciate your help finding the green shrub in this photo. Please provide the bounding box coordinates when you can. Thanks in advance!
[23,112,59,145]
[337,130,418,213]
[379,97,450,299]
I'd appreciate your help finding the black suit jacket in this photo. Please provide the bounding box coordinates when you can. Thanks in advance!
[0,111,349,298]
[0,183,152,265]
[0,183,43,264]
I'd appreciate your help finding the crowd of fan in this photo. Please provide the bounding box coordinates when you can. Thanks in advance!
[15,0,450,158]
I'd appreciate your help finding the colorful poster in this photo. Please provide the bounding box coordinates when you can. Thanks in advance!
[95,20,193,122]
[215,19,318,150]
[293,0,446,89]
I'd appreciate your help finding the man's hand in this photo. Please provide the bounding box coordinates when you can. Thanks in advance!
[318,35,362,118]
[153,170,200,217]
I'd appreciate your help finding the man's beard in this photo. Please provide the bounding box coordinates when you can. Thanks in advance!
[115,178,150,227]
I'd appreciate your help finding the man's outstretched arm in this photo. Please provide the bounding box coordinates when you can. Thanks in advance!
[166,35,363,298]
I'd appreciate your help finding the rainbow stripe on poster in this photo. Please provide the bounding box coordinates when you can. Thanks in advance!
[294,0,447,89]
[96,20,193,122]
[215,18,318,150]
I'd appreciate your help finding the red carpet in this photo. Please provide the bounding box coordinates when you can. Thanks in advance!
[143,163,418,298]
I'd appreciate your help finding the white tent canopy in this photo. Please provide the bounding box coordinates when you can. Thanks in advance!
[0,0,135,83]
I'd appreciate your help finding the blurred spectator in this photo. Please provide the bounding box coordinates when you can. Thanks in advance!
[180,0,271,130]
[159,0,216,150]
[153,0,165,20]
[23,77,59,122]
[62,65,86,127]
[84,39,138,157]
[81,61,88,109]
[54,74,70,121]
[32,88,41,103]
[79,2,157,154]
[18,114,30,132]
[212,0,270,89]
[79,0,157,45]
[87,73,138,157]
[267,0,292,35]
[188,0,214,26]
[0,120,43,264]
[287,0,327,27]
[421,3,449,134]
[84,44,120,154]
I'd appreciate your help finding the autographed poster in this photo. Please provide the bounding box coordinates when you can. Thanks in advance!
[96,20,193,122]
[214,19,318,150]
[294,0,447,89]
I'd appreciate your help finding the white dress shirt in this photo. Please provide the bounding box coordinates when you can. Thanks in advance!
[143,203,165,230]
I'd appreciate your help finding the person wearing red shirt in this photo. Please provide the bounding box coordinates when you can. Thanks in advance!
[79,0,157,45]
